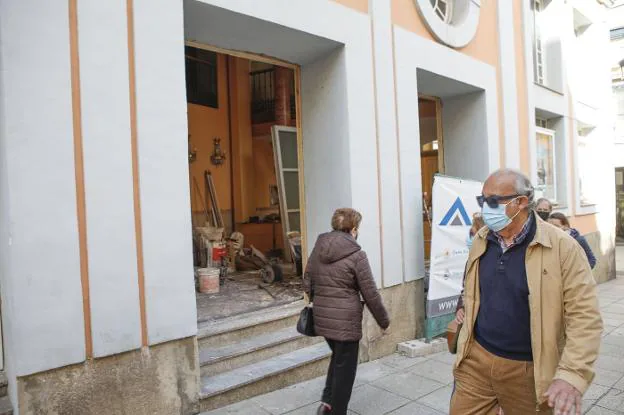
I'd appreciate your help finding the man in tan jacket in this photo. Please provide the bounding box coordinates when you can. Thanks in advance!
[451,169,602,415]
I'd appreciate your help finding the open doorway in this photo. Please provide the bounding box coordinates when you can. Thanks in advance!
[185,44,305,323]
[419,96,444,263]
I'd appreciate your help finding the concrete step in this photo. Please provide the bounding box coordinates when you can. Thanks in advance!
[0,371,7,398]
[199,341,331,412]
[0,396,12,415]
[198,300,304,349]
[200,326,322,377]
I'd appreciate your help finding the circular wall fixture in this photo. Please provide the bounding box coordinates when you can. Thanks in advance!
[414,0,481,48]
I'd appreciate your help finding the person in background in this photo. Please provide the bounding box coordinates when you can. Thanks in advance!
[536,197,553,221]
[303,208,390,415]
[451,169,602,415]
[548,212,597,269]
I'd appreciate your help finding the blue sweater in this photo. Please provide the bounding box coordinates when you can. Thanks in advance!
[474,216,536,361]
[569,228,597,269]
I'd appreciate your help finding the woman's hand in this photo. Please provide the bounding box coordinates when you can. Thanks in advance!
[455,308,465,324]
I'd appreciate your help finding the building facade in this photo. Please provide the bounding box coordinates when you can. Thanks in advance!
[610,3,624,241]
[0,0,617,413]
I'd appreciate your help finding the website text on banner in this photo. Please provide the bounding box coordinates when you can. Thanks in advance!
[427,175,483,318]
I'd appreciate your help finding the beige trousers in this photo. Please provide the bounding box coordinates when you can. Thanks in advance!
[450,341,553,415]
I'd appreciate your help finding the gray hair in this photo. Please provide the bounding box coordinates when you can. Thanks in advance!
[489,168,536,208]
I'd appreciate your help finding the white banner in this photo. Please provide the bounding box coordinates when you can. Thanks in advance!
[426,175,483,318]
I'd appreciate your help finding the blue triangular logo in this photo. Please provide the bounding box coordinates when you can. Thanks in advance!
[439,197,472,226]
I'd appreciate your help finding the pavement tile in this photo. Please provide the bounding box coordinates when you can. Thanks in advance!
[416,385,454,413]
[377,353,428,370]
[599,342,624,359]
[593,367,624,388]
[430,351,457,365]
[601,333,624,347]
[410,358,455,385]
[586,384,612,401]
[602,303,624,315]
[595,388,624,413]
[201,399,271,415]
[583,399,597,414]
[387,401,445,415]
[595,355,624,373]
[252,377,326,415]
[373,370,445,401]
[354,360,400,387]
[284,402,357,415]
[586,405,621,415]
[348,384,410,415]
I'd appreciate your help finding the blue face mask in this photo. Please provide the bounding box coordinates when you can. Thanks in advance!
[481,197,521,232]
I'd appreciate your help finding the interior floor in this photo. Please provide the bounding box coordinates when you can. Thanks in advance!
[196,265,303,323]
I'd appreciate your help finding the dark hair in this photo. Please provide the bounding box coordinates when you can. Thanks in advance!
[548,212,570,227]
[331,208,362,233]
[536,198,553,211]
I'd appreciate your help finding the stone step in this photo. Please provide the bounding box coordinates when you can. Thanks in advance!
[199,341,331,412]
[0,396,12,415]
[200,326,322,377]
[0,371,7,398]
[198,300,304,349]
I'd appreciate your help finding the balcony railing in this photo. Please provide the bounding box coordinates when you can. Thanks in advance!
[250,68,295,124]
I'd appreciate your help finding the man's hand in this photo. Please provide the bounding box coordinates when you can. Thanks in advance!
[543,379,581,415]
[455,308,465,324]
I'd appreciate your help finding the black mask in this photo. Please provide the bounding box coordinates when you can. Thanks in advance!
[537,211,550,221]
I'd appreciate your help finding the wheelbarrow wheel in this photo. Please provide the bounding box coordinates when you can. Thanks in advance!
[261,264,283,284]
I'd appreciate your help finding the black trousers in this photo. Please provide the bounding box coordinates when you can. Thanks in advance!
[322,338,360,415]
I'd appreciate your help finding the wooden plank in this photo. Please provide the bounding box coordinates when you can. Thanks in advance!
[185,40,297,70]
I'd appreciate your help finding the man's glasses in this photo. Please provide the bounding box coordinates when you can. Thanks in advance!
[476,194,523,209]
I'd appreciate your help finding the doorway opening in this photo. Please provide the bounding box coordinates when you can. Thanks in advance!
[185,43,306,323]
[419,96,444,263]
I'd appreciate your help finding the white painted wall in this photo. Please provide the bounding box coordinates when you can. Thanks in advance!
[0,6,17,406]
[497,0,521,169]
[443,92,490,181]
[371,0,404,287]
[133,0,198,345]
[301,49,352,253]
[0,0,86,376]
[77,0,142,358]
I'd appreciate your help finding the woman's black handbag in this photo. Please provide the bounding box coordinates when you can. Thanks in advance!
[296,306,316,336]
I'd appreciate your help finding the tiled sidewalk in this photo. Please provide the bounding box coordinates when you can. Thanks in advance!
[204,248,624,414]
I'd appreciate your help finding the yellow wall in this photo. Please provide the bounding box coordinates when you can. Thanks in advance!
[187,53,285,227]
[253,136,278,211]
[188,53,232,213]
[331,0,368,14]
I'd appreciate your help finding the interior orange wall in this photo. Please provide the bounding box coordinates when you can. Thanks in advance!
[187,52,287,228]
[331,0,368,14]
[188,53,232,214]
[229,57,256,224]
[253,136,278,211]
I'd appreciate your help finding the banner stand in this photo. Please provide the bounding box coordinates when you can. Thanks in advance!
[425,314,455,341]
[425,175,482,342]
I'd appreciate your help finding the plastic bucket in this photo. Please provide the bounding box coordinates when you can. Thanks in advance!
[198,267,220,294]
